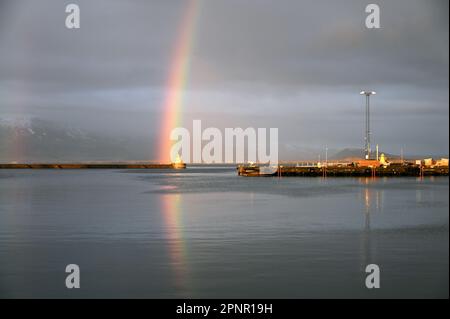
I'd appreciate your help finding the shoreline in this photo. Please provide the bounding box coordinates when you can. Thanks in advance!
[0,163,186,169]
[237,164,449,177]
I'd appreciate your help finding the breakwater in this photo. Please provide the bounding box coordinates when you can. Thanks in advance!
[0,163,186,169]
[237,164,448,177]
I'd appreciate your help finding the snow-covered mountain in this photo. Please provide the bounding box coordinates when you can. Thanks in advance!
[0,117,153,162]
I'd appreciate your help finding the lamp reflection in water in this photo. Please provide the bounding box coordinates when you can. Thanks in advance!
[359,178,383,270]
[160,193,190,295]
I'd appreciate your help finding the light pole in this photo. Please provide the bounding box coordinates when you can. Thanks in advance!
[360,91,376,160]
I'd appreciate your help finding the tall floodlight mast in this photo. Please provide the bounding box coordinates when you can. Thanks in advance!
[359,91,376,159]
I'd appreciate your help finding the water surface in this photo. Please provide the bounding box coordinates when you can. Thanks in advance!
[0,167,448,298]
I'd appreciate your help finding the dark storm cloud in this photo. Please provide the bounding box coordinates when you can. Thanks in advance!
[190,0,448,90]
[0,0,448,157]
[0,0,179,93]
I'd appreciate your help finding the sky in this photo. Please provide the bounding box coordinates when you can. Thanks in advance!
[0,0,448,160]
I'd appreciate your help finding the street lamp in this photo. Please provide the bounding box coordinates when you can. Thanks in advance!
[360,91,376,160]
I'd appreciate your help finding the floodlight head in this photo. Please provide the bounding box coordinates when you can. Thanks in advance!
[360,90,376,96]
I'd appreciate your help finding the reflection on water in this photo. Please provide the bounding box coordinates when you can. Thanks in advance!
[160,193,190,295]
[0,170,447,298]
[359,178,380,271]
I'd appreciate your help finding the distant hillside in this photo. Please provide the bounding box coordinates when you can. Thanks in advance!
[0,117,153,162]
[330,148,399,161]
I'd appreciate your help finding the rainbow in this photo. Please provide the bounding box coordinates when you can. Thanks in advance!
[157,0,201,163]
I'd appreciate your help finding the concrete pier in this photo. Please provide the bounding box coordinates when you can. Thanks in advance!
[237,163,448,177]
[0,163,186,169]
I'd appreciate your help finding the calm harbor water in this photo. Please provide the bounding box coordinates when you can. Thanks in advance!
[0,167,448,298]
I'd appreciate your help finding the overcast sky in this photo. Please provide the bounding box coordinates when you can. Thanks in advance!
[0,0,448,159]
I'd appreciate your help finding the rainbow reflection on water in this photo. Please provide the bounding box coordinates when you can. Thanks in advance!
[160,193,191,295]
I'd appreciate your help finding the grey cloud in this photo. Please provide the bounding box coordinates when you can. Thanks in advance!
[0,0,448,159]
